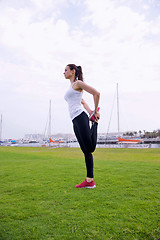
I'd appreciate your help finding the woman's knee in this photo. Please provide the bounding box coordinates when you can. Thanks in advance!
[83,145,95,154]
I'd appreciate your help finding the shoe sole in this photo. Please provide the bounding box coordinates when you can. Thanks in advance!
[76,185,96,189]
[89,111,95,120]
[89,107,100,121]
[85,185,96,189]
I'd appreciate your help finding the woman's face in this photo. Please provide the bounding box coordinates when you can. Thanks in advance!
[64,66,74,79]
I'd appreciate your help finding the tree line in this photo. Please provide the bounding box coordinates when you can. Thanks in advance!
[123,129,160,138]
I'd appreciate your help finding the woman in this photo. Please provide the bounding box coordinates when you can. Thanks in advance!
[64,64,100,188]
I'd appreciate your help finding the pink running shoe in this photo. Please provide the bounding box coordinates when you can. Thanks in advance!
[75,179,96,188]
[89,107,100,122]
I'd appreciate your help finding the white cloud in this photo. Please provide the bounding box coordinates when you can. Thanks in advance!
[0,0,160,138]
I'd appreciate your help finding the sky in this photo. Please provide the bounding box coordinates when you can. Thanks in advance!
[0,0,160,139]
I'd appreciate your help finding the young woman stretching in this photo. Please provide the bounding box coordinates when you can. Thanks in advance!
[64,64,100,188]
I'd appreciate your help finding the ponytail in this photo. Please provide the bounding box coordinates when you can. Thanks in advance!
[67,64,83,81]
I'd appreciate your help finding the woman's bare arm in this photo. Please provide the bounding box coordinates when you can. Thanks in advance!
[75,81,100,115]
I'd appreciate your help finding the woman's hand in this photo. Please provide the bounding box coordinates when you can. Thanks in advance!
[94,111,100,122]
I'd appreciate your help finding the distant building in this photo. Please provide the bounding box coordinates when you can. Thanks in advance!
[24,134,44,141]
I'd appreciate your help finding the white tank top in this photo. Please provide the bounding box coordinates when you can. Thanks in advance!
[64,84,83,120]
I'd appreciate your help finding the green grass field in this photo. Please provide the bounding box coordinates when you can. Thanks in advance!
[0,147,160,240]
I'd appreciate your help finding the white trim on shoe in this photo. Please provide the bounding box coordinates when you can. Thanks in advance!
[89,107,100,122]
[85,185,96,189]
[89,111,95,120]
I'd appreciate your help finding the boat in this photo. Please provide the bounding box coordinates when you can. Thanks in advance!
[43,100,65,147]
[108,84,144,147]
[118,137,142,144]
[49,138,64,144]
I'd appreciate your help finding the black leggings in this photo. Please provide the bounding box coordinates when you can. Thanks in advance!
[72,111,98,178]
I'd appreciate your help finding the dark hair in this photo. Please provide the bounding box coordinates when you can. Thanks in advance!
[67,64,83,81]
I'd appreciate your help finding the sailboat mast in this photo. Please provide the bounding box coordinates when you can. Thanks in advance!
[0,114,2,141]
[48,100,51,137]
[117,83,120,134]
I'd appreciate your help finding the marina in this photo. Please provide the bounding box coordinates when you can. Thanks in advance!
[0,136,160,148]
[0,95,160,149]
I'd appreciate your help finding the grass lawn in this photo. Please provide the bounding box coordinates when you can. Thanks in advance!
[0,147,160,240]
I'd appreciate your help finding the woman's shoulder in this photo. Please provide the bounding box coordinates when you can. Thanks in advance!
[72,80,81,88]
[72,80,84,91]
[76,80,86,87]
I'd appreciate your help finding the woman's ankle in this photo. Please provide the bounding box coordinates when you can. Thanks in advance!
[86,177,93,182]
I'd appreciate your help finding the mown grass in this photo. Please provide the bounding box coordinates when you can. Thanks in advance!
[0,147,160,240]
